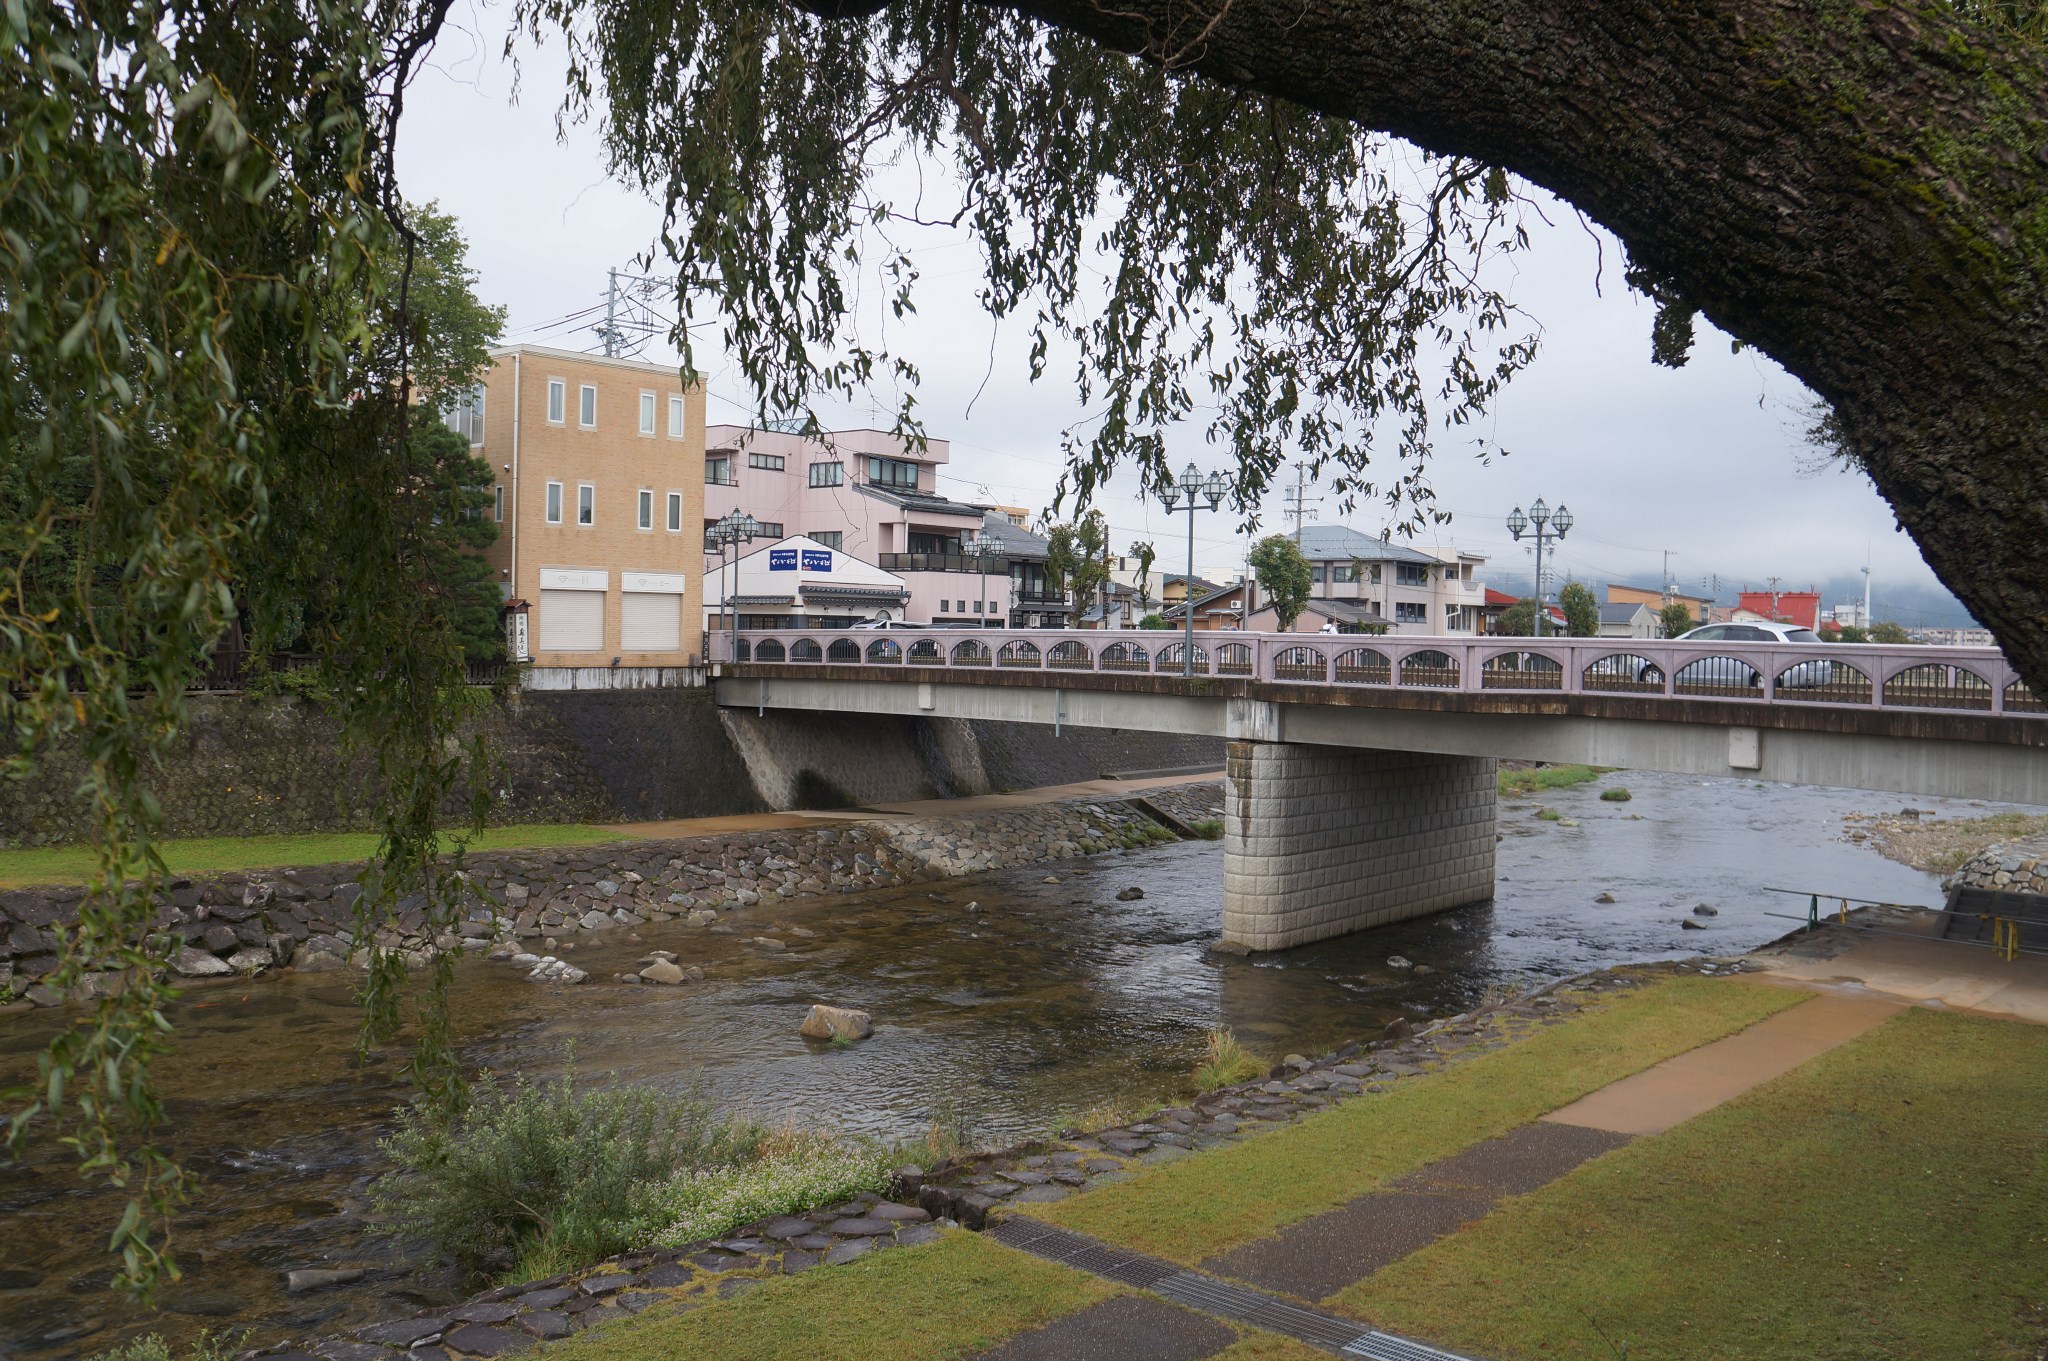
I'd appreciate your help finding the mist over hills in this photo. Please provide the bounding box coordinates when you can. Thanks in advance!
[1484,570,1980,628]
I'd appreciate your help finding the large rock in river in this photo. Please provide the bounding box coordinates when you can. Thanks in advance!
[800,1004,874,1041]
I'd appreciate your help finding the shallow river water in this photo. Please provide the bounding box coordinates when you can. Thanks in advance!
[0,770,2007,1352]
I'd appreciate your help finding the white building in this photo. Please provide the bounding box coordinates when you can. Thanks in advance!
[1290,526,1489,634]
[707,535,914,631]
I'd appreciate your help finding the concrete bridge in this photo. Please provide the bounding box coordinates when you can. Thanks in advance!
[713,629,2048,952]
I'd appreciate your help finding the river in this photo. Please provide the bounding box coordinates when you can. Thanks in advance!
[0,770,2003,1354]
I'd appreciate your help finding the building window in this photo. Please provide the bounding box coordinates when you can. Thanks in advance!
[748,453,785,471]
[808,531,842,550]
[668,395,685,438]
[865,456,919,490]
[545,481,563,524]
[1396,563,1429,587]
[1330,563,1358,583]
[706,456,734,486]
[1395,602,1427,623]
[546,379,565,424]
[443,384,485,444]
[808,461,843,488]
[579,384,597,428]
[577,483,594,526]
[637,489,653,530]
[639,391,656,436]
[494,485,504,522]
[1369,564,1382,584]
[754,521,784,538]
[973,600,984,613]
[667,492,683,532]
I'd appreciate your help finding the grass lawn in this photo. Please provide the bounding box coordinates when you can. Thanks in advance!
[549,1230,1115,1361]
[1212,1334,1330,1360]
[0,824,627,888]
[1034,976,1803,1264]
[1334,1007,2048,1361]
[1496,763,1611,798]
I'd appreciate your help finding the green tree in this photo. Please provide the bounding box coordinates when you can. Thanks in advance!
[1044,511,1112,625]
[1138,613,1168,630]
[414,424,507,663]
[1130,540,1157,609]
[1868,621,1917,645]
[1560,581,1600,638]
[1248,535,1313,631]
[1659,602,1696,639]
[1496,598,1540,637]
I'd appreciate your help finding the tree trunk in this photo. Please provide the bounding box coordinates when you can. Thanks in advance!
[913,0,2048,688]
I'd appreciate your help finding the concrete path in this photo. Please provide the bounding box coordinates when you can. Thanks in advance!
[1752,926,2048,1026]
[606,769,1222,840]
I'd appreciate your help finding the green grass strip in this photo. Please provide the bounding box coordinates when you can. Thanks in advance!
[1036,976,1802,1264]
[0,824,627,889]
[1333,1007,2048,1361]
[1496,763,1610,797]
[547,1231,1116,1361]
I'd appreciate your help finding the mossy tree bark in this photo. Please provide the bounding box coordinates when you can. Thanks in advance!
[798,0,2048,682]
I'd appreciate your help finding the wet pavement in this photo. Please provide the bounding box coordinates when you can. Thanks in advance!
[0,769,2016,1354]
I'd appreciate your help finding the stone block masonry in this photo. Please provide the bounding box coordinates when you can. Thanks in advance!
[1222,742,1497,951]
[0,795,1178,1009]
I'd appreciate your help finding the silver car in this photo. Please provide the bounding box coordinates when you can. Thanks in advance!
[1641,621,1833,689]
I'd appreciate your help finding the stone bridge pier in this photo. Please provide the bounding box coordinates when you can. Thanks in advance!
[1221,701,1497,951]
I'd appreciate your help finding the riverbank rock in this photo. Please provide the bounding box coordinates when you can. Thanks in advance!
[800,1004,873,1041]
[1387,955,1413,970]
[640,960,687,985]
[1594,891,1617,904]
[1681,918,1706,930]
[286,1267,366,1293]
[1115,886,1144,901]
[171,946,233,978]
[1694,903,1719,917]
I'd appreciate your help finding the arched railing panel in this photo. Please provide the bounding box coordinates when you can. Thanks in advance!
[906,638,942,665]
[826,638,860,664]
[733,639,751,661]
[1100,642,1150,672]
[1583,653,1662,694]
[1047,640,1094,670]
[1156,642,1209,675]
[790,638,823,662]
[951,638,992,666]
[1398,649,1459,688]
[1479,651,1564,691]
[1216,642,1254,676]
[1673,654,1760,698]
[1333,648,1392,685]
[2007,679,2044,714]
[1272,646,1328,682]
[1775,657,1870,704]
[997,640,1042,668]
[865,638,903,664]
[1881,662,1992,711]
[754,639,785,662]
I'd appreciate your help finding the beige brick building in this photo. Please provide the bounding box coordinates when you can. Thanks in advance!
[462,345,707,670]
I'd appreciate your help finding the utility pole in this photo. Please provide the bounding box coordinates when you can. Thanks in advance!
[602,268,619,357]
[1766,575,1782,623]
[1283,463,1321,547]
[1862,557,1872,630]
[1662,550,1673,608]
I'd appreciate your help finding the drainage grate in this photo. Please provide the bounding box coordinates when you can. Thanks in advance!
[984,1218,1484,1360]
[1343,1331,1479,1361]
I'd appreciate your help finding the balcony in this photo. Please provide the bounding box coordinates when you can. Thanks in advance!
[879,552,1011,573]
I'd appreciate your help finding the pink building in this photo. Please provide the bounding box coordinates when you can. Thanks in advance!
[701,424,1010,626]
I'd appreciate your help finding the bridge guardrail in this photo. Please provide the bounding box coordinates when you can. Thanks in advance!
[714,629,2045,718]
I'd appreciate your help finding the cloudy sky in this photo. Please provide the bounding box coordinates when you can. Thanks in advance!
[399,12,1971,625]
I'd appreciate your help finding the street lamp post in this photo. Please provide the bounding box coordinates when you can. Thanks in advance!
[708,509,764,659]
[1157,462,1229,676]
[966,536,995,627]
[1505,498,1572,637]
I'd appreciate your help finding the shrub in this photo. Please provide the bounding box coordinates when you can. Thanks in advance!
[654,1131,892,1247]
[87,1334,241,1361]
[1536,808,1562,822]
[372,1073,760,1278]
[1600,787,1633,802]
[1192,1029,1266,1093]
[1187,818,1225,840]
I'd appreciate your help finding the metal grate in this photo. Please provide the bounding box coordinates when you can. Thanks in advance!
[986,1219,1484,1360]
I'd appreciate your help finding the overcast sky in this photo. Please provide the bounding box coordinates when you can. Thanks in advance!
[400,12,1972,625]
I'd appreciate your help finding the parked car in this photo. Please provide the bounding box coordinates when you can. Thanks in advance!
[849,618,927,630]
[1641,622,1833,689]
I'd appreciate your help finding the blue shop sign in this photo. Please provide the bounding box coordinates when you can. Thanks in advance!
[768,549,798,571]
[801,549,833,572]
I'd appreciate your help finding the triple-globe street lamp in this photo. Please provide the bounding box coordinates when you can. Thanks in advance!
[1505,498,1573,637]
[708,509,764,658]
[1157,462,1230,676]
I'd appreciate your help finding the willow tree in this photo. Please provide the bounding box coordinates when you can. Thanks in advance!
[2,0,496,1289]
[523,0,2048,684]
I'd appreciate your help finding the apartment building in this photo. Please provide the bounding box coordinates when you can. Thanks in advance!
[463,345,707,670]
[1291,526,1489,634]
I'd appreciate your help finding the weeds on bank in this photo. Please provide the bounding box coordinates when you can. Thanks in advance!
[1192,1029,1267,1093]
[85,1332,244,1361]
[1497,764,1609,798]
[1186,819,1225,840]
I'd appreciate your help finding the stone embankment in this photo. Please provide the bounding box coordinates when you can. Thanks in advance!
[0,793,1193,1011]
[267,961,1731,1359]
[1946,831,2048,895]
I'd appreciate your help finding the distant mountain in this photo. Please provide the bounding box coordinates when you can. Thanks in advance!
[1486,571,1980,628]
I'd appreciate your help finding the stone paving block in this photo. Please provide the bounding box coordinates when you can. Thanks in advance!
[1200,1190,1493,1301]
[971,1294,1237,1361]
[1391,1121,1631,1199]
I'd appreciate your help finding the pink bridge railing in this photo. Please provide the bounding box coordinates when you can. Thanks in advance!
[715,629,2046,718]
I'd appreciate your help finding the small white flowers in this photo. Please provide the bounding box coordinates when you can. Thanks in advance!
[656,1137,890,1246]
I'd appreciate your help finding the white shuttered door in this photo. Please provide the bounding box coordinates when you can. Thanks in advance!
[539,589,604,651]
[619,593,681,651]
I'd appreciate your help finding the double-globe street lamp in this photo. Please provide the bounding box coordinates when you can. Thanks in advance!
[1157,462,1230,676]
[708,509,764,659]
[1505,498,1573,637]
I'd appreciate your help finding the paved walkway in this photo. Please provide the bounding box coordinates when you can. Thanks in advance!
[968,987,1903,1361]
[606,769,1223,840]
[1751,920,2048,1026]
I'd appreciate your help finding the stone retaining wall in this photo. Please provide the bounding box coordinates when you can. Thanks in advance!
[1947,832,2048,894]
[0,796,1179,1009]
